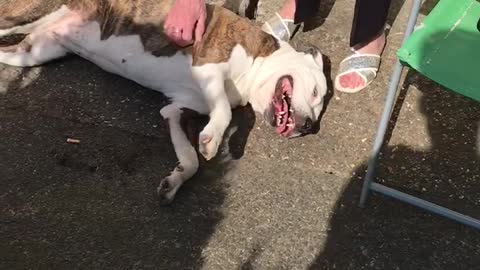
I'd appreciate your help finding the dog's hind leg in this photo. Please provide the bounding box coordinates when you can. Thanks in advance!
[157,104,200,205]
[0,32,68,67]
[0,4,70,37]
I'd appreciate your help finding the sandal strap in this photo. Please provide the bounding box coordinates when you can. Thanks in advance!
[261,13,296,41]
[338,54,381,75]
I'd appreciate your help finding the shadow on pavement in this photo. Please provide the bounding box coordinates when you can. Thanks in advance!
[309,26,480,269]
[0,49,255,269]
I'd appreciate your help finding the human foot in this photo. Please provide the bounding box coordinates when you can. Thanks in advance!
[261,0,297,41]
[335,34,386,93]
[278,0,296,20]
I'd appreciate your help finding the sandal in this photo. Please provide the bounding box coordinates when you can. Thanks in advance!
[261,13,297,41]
[334,53,381,93]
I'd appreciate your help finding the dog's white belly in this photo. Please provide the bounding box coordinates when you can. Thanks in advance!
[54,20,209,112]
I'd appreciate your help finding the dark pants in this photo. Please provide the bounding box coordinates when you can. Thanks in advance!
[294,0,392,47]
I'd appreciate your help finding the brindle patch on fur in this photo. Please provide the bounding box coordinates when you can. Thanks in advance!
[0,0,66,29]
[191,5,279,66]
[82,2,280,60]
[1,0,180,57]
[1,0,280,60]
[88,0,180,57]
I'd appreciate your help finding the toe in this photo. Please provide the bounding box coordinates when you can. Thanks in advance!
[338,72,365,90]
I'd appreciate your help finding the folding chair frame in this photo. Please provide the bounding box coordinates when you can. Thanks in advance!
[358,0,480,230]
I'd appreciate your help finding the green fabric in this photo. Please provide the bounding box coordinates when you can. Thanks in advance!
[397,0,480,101]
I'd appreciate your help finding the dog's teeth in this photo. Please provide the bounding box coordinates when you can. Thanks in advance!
[279,111,286,115]
[287,124,295,128]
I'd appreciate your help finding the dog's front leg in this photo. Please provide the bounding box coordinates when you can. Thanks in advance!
[192,66,232,160]
[157,104,199,205]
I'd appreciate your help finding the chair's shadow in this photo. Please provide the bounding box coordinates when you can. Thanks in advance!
[307,3,480,268]
[307,68,480,269]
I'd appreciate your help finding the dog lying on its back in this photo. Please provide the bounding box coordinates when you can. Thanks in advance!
[0,0,327,204]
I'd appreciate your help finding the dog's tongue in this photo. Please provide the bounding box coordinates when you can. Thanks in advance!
[275,77,293,135]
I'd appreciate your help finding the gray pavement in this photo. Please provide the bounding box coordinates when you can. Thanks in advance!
[1,0,479,269]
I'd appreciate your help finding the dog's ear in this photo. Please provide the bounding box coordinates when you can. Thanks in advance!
[297,43,323,70]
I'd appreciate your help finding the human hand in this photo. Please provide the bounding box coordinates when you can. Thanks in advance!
[164,0,207,47]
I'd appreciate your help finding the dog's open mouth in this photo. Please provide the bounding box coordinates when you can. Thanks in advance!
[272,75,295,137]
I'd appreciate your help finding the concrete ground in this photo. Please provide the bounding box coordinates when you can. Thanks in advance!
[1,0,479,269]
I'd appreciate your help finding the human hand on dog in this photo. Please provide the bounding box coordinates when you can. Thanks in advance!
[164,0,206,47]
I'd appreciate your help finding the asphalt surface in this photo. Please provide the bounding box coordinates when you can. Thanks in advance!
[1,0,479,269]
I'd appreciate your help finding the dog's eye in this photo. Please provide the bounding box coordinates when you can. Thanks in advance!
[313,87,318,97]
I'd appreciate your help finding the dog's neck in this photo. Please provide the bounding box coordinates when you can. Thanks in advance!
[189,5,280,65]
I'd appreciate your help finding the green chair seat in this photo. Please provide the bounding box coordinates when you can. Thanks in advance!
[397,0,480,101]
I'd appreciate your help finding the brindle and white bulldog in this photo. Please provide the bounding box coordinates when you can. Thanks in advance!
[0,0,327,204]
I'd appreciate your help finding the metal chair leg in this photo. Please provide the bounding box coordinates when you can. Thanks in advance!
[359,61,404,207]
[359,0,424,207]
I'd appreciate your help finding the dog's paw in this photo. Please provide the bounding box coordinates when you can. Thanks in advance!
[156,175,179,206]
[199,131,221,161]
